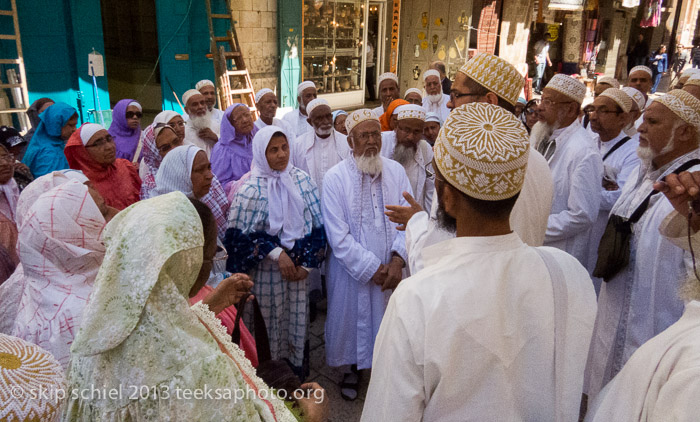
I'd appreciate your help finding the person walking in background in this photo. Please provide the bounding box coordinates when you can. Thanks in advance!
[627,34,650,74]
[533,33,553,94]
[366,36,376,102]
[692,40,700,68]
[650,44,668,94]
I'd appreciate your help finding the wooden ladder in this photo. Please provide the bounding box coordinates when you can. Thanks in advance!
[0,0,30,131]
[204,0,257,117]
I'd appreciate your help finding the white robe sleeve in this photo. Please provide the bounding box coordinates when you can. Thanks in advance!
[322,169,382,284]
[389,166,414,263]
[650,368,700,421]
[546,151,603,241]
[405,200,453,274]
[600,150,639,211]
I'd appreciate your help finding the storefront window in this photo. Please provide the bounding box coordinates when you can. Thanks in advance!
[303,0,367,107]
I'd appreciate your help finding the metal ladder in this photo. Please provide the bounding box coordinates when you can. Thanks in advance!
[0,0,29,131]
[204,0,257,117]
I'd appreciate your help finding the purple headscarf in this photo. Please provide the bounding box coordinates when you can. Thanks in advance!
[108,99,142,161]
[211,103,258,186]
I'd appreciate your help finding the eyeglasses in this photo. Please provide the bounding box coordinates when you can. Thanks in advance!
[540,98,574,107]
[126,111,143,119]
[449,91,483,102]
[354,131,381,141]
[584,106,621,116]
[85,134,115,149]
[524,108,539,115]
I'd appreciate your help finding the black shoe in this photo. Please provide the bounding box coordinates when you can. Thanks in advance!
[340,365,360,401]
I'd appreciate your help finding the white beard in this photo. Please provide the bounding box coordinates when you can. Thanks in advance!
[393,142,416,166]
[315,126,333,137]
[530,121,556,150]
[190,109,216,133]
[427,93,443,103]
[355,153,383,175]
[636,145,655,162]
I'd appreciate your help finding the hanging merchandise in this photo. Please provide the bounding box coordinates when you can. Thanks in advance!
[640,0,662,28]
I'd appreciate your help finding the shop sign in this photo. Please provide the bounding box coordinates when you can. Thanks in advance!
[547,25,559,41]
[548,0,585,11]
[390,0,400,73]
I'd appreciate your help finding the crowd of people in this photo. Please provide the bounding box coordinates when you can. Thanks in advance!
[2,52,700,421]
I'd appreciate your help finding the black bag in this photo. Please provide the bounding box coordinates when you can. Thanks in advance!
[232,294,302,396]
[594,159,700,281]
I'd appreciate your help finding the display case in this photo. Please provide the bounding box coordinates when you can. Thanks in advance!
[302,0,368,109]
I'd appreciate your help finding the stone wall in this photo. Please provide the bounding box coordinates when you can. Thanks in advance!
[498,0,535,66]
[230,0,279,92]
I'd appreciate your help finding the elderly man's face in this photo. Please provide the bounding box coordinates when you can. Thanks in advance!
[257,93,278,120]
[308,105,333,135]
[186,94,208,117]
[349,120,382,157]
[425,76,442,96]
[638,102,683,158]
[405,92,422,105]
[628,71,653,95]
[395,118,424,148]
[379,80,399,109]
[199,85,217,109]
[539,88,576,126]
[423,121,440,144]
[298,87,318,112]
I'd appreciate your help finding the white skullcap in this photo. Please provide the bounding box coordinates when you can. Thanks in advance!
[345,108,380,134]
[425,112,442,126]
[127,101,142,111]
[195,79,215,90]
[182,89,202,106]
[545,74,587,104]
[297,81,316,95]
[395,104,426,121]
[685,75,700,87]
[680,68,700,84]
[655,89,700,130]
[599,88,633,113]
[377,72,399,87]
[629,65,653,78]
[306,98,330,117]
[423,69,440,81]
[255,88,274,103]
[79,123,105,146]
[621,87,646,111]
[597,75,620,89]
[404,88,422,98]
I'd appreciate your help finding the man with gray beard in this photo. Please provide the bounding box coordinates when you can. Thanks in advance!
[321,108,412,400]
[182,89,219,157]
[380,104,434,212]
[534,74,603,267]
[585,90,700,401]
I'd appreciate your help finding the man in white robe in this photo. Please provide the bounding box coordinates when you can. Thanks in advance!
[586,88,640,292]
[362,102,597,422]
[194,79,225,128]
[182,89,219,157]
[622,86,646,138]
[586,90,700,400]
[628,66,654,130]
[421,69,450,123]
[282,81,316,137]
[380,104,434,212]
[534,74,603,267]
[253,88,292,138]
[372,73,400,117]
[386,52,553,272]
[322,109,411,399]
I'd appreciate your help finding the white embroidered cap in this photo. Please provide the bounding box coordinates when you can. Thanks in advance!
[395,104,427,121]
[629,65,653,78]
[458,52,523,106]
[599,88,633,113]
[434,103,529,201]
[597,75,620,89]
[621,87,646,111]
[297,80,316,96]
[425,112,442,126]
[423,69,440,81]
[404,87,423,98]
[182,89,202,106]
[255,88,274,103]
[654,89,700,130]
[306,98,330,117]
[544,74,587,104]
[377,72,399,87]
[345,108,380,134]
[195,79,215,90]
[79,123,105,146]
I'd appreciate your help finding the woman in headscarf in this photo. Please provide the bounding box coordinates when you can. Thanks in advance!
[10,179,111,369]
[0,142,19,282]
[379,98,409,132]
[212,103,259,187]
[108,99,143,162]
[22,102,78,177]
[139,110,185,198]
[225,126,326,377]
[23,97,55,151]
[332,110,348,136]
[0,126,33,191]
[64,123,141,210]
[153,144,230,239]
[65,192,318,421]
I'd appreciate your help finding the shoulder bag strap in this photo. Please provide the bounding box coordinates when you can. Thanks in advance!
[602,136,631,161]
[534,248,568,422]
[232,293,272,363]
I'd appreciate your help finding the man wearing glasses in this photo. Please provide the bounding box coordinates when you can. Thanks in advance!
[533,74,603,267]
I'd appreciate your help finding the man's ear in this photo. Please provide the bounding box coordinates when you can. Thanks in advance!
[484,92,500,106]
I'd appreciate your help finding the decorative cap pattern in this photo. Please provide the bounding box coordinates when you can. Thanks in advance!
[345,108,380,134]
[458,52,523,106]
[599,88,633,113]
[655,89,700,130]
[434,103,530,201]
[195,79,215,90]
[297,81,316,95]
[621,87,646,111]
[544,74,587,104]
[629,65,653,78]
[404,87,423,98]
[306,98,330,117]
[377,72,399,87]
[255,88,274,103]
[395,104,427,121]
[597,75,620,89]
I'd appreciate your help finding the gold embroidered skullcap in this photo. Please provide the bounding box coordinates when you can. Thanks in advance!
[458,52,523,106]
[621,87,646,111]
[597,75,620,89]
[434,103,529,201]
[544,74,587,104]
[377,72,399,87]
[395,104,426,121]
[345,108,380,134]
[599,88,633,113]
[654,89,700,130]
[0,334,67,422]
[629,65,653,78]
